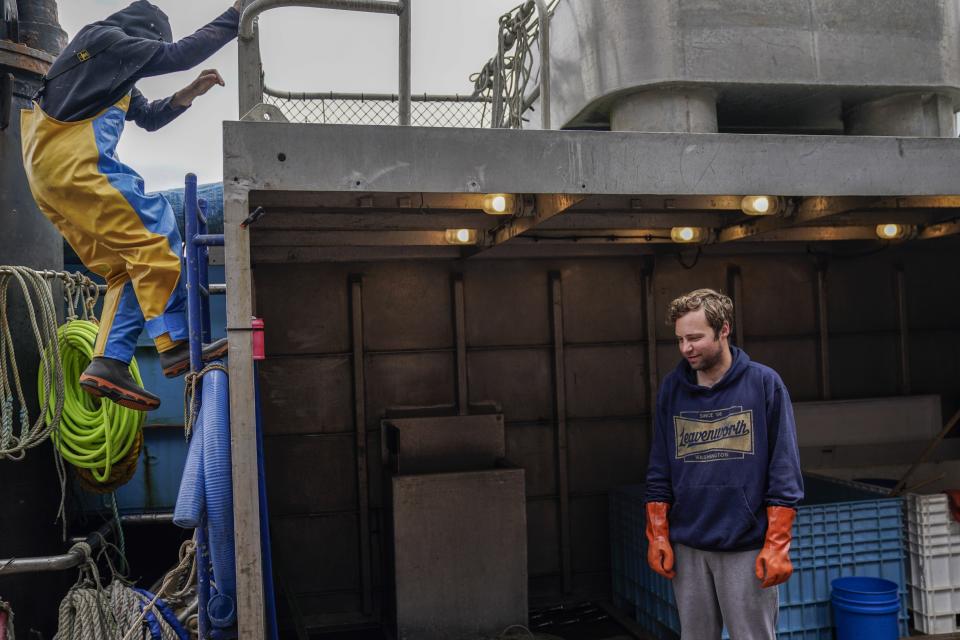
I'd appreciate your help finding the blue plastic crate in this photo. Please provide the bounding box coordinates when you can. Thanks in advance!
[610,477,909,640]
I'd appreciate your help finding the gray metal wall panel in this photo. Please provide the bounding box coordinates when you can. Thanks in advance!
[826,257,899,333]
[829,335,899,398]
[905,249,960,330]
[506,423,558,498]
[258,357,353,434]
[526,499,562,576]
[559,261,645,343]
[271,515,360,593]
[910,331,960,396]
[254,265,350,354]
[265,436,358,514]
[569,495,610,574]
[565,345,648,418]
[742,338,821,401]
[362,262,453,351]
[468,349,555,422]
[738,257,817,337]
[567,420,648,495]
[463,262,551,346]
[365,353,457,427]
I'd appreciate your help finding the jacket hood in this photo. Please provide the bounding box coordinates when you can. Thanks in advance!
[96,1,173,43]
[675,345,751,392]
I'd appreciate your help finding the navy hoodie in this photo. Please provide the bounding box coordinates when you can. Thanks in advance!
[39,1,238,130]
[645,347,803,551]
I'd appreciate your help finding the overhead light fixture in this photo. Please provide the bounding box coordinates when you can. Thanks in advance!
[740,195,782,216]
[670,227,706,244]
[445,228,478,245]
[482,193,516,215]
[876,223,906,240]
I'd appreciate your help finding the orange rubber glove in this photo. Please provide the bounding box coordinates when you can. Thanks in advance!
[755,505,796,588]
[646,502,676,579]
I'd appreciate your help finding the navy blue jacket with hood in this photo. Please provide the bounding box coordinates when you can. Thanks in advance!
[39,1,238,130]
[645,347,804,552]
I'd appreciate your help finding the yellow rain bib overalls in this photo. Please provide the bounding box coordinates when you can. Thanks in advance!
[20,95,187,364]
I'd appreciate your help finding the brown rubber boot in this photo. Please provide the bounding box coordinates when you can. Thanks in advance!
[158,337,229,378]
[79,357,160,411]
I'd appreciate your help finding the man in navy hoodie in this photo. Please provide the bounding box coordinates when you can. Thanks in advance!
[644,288,803,639]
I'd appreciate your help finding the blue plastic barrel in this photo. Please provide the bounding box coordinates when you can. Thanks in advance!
[831,577,900,640]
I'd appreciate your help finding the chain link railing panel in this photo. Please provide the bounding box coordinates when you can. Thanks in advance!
[263,92,493,128]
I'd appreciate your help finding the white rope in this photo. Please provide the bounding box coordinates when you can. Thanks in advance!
[0,266,98,461]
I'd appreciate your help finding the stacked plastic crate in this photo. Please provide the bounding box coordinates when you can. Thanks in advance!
[610,476,909,640]
[905,493,960,633]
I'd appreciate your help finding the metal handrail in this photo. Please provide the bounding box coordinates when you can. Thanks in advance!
[238,0,411,124]
[263,86,492,103]
[0,513,174,576]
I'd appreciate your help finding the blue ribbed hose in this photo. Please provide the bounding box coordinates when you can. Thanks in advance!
[174,414,205,528]
[200,365,236,628]
[172,364,236,629]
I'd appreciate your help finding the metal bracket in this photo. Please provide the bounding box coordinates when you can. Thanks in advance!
[240,103,289,123]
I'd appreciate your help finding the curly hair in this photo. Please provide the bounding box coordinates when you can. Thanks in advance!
[667,288,734,337]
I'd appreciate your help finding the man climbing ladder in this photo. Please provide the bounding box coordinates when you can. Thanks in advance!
[20,1,242,411]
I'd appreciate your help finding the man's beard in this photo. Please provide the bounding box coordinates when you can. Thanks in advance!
[691,344,723,372]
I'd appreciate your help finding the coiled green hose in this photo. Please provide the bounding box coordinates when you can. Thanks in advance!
[38,320,144,483]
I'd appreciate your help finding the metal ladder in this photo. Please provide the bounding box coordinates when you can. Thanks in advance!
[182,173,278,640]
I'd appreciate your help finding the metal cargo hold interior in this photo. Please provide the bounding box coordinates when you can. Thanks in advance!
[224,0,960,637]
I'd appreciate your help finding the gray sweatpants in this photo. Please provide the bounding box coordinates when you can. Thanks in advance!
[672,543,779,640]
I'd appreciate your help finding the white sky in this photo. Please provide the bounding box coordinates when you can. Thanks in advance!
[58,0,518,190]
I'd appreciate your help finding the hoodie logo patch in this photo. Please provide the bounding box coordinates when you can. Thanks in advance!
[674,406,754,462]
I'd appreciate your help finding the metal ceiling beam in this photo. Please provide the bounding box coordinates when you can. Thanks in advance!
[473,194,585,253]
[717,197,867,243]
[223,122,960,196]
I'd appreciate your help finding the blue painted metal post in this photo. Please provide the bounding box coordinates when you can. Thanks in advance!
[198,198,212,344]
[184,174,204,374]
[184,174,212,639]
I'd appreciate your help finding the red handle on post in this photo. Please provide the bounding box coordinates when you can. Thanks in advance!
[251,317,265,360]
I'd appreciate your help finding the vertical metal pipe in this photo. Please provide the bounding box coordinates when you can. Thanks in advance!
[350,277,373,614]
[184,174,203,373]
[453,274,468,415]
[398,0,411,125]
[492,47,504,128]
[816,263,831,400]
[238,1,264,117]
[728,266,744,348]
[533,0,550,129]
[550,273,572,593]
[198,198,212,344]
[641,260,658,457]
[895,266,911,394]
